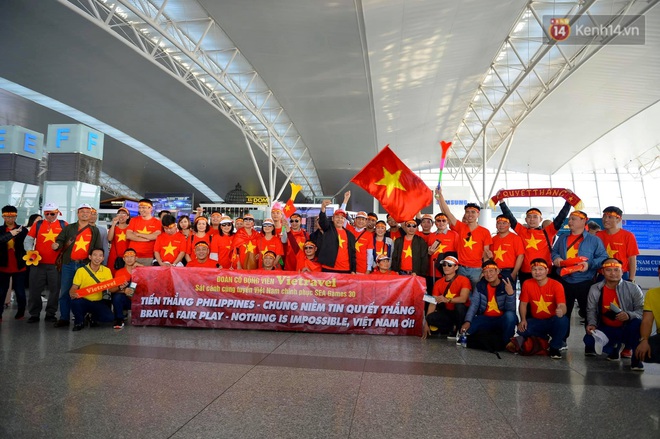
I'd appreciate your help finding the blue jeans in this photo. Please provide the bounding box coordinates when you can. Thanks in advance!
[58,260,88,321]
[71,298,114,326]
[458,266,482,287]
[468,311,517,344]
[519,316,569,350]
[583,318,641,353]
[111,293,132,320]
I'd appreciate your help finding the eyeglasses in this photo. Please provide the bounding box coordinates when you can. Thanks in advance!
[290,219,300,223]
[44,212,58,216]
[440,262,457,267]
[304,246,315,250]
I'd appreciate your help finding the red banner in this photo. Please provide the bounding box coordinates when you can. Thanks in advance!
[131,267,426,336]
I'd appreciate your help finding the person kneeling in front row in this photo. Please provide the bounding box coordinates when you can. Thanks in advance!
[459,259,517,346]
[70,248,116,331]
[517,258,569,359]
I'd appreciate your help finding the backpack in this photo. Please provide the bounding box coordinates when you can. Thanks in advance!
[506,335,549,356]
[466,330,506,357]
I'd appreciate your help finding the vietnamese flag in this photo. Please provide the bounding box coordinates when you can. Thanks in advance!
[351,145,433,222]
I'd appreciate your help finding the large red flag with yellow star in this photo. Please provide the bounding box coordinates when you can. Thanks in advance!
[351,145,433,222]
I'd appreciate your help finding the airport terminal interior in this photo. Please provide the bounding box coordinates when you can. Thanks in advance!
[1,0,660,438]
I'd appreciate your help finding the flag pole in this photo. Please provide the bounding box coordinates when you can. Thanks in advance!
[436,140,452,194]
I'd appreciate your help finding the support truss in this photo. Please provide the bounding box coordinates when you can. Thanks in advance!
[447,0,659,181]
[99,172,143,199]
[64,0,323,198]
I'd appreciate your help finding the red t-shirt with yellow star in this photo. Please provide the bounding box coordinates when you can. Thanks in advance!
[596,229,639,273]
[322,228,350,272]
[127,217,162,258]
[0,225,25,273]
[69,227,94,261]
[483,284,503,317]
[514,223,559,272]
[210,234,234,269]
[399,238,413,271]
[491,232,524,269]
[520,278,566,319]
[432,274,471,311]
[257,235,284,268]
[347,225,374,274]
[430,230,461,278]
[154,232,187,264]
[601,286,623,327]
[28,219,67,265]
[108,225,129,274]
[450,221,492,268]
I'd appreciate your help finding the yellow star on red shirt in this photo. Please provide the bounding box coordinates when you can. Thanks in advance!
[116,231,127,242]
[566,244,579,259]
[403,246,413,259]
[137,227,150,234]
[41,228,59,243]
[355,241,364,253]
[434,242,447,256]
[533,296,552,315]
[606,244,618,258]
[445,290,456,300]
[486,296,500,313]
[162,242,177,256]
[493,245,507,262]
[463,235,477,250]
[525,235,542,250]
[338,235,346,249]
[375,167,406,197]
[74,236,90,252]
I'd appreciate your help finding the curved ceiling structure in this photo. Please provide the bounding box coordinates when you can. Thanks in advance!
[1,0,658,211]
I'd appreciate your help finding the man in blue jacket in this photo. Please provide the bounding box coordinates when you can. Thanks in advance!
[461,259,517,345]
[552,210,608,344]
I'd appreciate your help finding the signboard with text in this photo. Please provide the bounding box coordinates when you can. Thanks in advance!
[132,267,425,336]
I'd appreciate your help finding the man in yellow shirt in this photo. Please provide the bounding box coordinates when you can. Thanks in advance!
[69,248,116,331]
[636,264,660,369]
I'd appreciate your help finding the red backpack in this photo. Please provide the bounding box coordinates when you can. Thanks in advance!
[506,335,550,356]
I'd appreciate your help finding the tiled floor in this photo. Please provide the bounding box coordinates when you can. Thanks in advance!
[1,306,659,439]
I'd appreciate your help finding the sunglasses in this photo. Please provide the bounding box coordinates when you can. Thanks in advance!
[435,219,447,223]
[304,246,315,250]
[44,212,58,216]
[405,224,417,228]
[290,219,300,223]
[440,262,457,267]
[221,223,232,227]
[243,218,255,222]
[263,224,273,227]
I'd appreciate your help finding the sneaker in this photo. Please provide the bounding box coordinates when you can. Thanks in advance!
[113,319,125,330]
[549,348,562,359]
[607,347,621,361]
[14,311,25,320]
[44,316,58,322]
[27,316,40,323]
[559,342,568,351]
[72,324,84,332]
[631,361,644,372]
[448,332,459,340]
[585,346,597,357]
[621,349,632,359]
[54,320,70,328]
